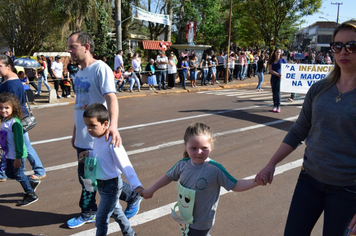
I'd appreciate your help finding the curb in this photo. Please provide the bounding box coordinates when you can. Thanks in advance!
[32,80,270,109]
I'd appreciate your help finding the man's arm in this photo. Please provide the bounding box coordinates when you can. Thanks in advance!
[71,124,76,149]
[103,92,121,147]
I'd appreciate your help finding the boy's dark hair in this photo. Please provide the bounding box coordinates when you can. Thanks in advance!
[83,103,109,124]
[0,92,23,119]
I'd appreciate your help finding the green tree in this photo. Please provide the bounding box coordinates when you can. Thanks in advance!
[234,0,322,49]
[0,0,58,56]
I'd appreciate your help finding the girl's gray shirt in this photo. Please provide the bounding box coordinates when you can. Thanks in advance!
[166,157,237,230]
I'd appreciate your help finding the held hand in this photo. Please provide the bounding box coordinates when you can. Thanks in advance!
[105,126,121,147]
[348,214,356,235]
[141,188,154,199]
[14,159,22,169]
[135,186,144,196]
[255,164,276,185]
[78,151,89,163]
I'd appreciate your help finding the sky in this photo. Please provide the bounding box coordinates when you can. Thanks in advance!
[301,0,355,28]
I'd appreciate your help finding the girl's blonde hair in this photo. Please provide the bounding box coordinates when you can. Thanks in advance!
[0,92,23,120]
[183,122,214,158]
[316,21,356,98]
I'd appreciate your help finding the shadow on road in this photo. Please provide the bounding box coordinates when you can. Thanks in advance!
[179,107,296,132]
[0,204,76,228]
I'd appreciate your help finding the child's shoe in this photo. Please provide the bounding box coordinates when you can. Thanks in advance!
[16,193,38,207]
[67,214,96,229]
[30,179,41,192]
[124,197,143,219]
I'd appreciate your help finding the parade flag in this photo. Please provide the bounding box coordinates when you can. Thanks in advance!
[132,5,170,25]
[281,64,334,94]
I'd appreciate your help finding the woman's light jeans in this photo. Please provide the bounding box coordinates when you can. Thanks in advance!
[38,74,51,95]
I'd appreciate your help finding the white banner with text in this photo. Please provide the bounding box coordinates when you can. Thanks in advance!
[132,5,170,25]
[281,64,334,94]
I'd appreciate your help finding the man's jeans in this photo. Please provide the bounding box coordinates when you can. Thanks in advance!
[24,132,46,177]
[96,177,135,236]
[156,70,167,88]
[284,169,356,236]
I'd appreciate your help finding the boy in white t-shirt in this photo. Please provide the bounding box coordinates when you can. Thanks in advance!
[79,103,143,236]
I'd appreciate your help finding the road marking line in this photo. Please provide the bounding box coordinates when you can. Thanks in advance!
[69,159,303,236]
[25,115,299,176]
[30,105,269,146]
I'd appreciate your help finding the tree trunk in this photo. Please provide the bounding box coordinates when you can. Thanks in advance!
[165,0,172,42]
[177,0,185,44]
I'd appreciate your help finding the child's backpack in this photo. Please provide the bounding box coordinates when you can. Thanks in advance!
[171,182,196,236]
[80,155,97,192]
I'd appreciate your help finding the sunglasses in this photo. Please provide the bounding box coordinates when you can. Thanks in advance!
[330,41,356,53]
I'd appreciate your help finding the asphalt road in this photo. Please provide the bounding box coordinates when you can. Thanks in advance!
[0,87,324,236]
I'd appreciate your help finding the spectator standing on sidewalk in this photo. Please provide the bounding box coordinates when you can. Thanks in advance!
[114,50,124,71]
[177,51,185,84]
[167,52,177,89]
[200,53,210,86]
[66,31,142,229]
[37,56,51,95]
[131,52,143,86]
[46,56,54,80]
[156,50,168,90]
[181,56,189,90]
[217,51,225,81]
[67,58,80,95]
[51,55,65,99]
[189,54,199,88]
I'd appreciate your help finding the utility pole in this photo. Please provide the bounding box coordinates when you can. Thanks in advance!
[331,2,343,24]
[115,0,122,50]
[225,0,232,84]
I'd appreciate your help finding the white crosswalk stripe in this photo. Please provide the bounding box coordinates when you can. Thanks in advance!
[198,89,305,104]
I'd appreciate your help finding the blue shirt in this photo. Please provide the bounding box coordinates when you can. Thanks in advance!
[0,79,29,116]
[271,58,287,79]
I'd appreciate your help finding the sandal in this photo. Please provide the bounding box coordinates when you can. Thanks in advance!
[30,174,46,180]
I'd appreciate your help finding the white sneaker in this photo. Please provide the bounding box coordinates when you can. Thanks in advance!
[149,87,152,90]
[67,95,71,98]
[209,81,212,84]
[215,81,220,84]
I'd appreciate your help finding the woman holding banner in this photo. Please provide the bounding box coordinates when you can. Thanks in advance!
[268,48,287,113]
[255,21,356,236]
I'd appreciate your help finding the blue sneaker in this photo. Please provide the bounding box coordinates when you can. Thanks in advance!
[67,214,96,229]
[124,197,143,219]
